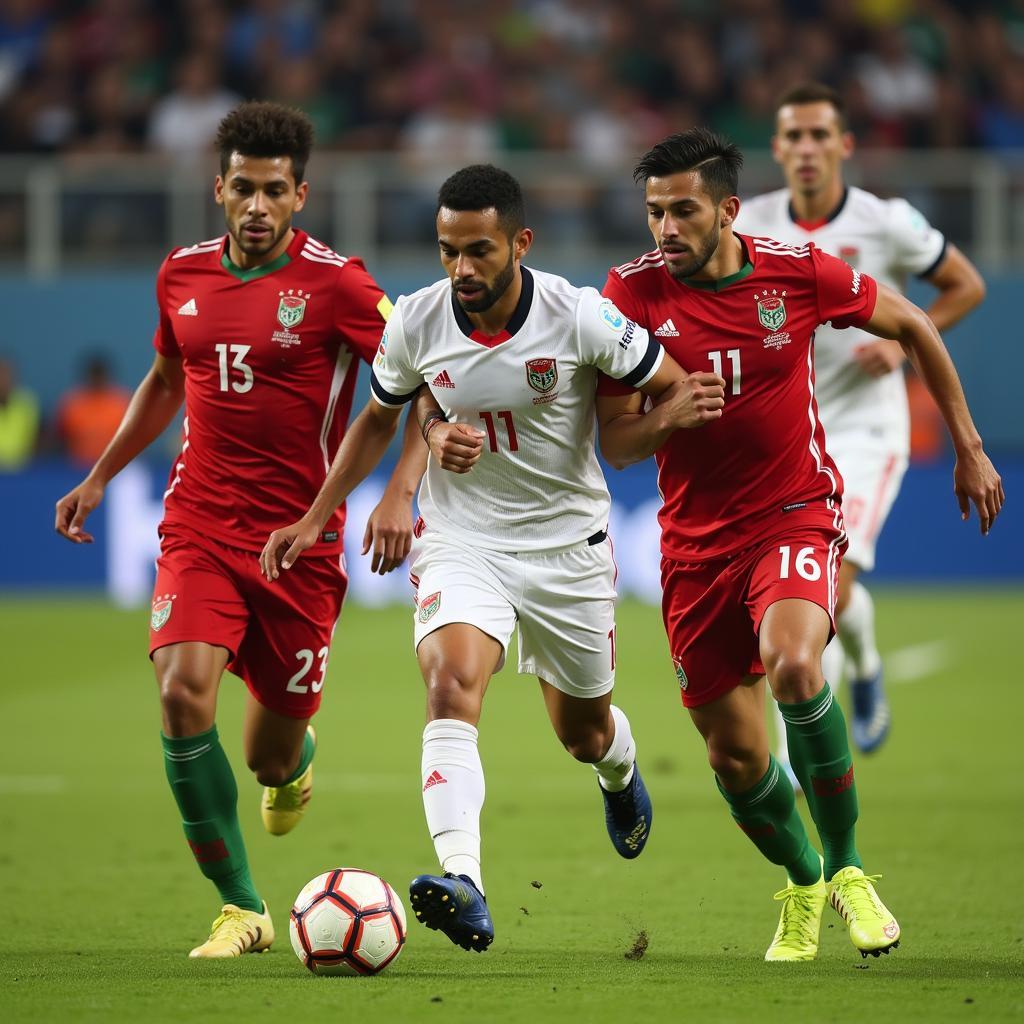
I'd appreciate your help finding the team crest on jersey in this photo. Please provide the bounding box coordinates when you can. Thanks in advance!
[151,593,176,632]
[418,591,441,623]
[839,245,860,267]
[277,292,307,329]
[526,357,558,394]
[672,655,688,691]
[755,290,787,331]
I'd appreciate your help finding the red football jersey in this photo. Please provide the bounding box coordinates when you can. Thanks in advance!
[153,229,390,555]
[602,236,878,560]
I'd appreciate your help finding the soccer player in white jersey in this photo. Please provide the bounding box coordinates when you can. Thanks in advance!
[739,83,986,768]
[259,164,725,953]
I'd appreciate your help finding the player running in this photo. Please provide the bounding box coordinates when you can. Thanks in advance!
[597,128,1002,962]
[739,82,987,767]
[260,164,723,954]
[55,102,426,958]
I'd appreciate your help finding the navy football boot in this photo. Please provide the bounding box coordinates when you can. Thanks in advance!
[850,669,891,754]
[600,764,652,858]
[409,872,494,952]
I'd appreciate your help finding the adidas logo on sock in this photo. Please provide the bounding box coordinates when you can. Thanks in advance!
[177,298,199,316]
[422,770,448,792]
[654,318,679,337]
[432,370,455,388]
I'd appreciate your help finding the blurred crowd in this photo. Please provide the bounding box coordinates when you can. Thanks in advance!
[2,0,1024,163]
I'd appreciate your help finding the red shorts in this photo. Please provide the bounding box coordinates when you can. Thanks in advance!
[149,526,348,718]
[661,502,846,709]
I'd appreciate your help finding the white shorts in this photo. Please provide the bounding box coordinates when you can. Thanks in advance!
[831,440,908,573]
[409,529,618,699]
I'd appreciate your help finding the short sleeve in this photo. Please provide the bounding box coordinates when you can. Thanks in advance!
[152,255,181,358]
[810,245,878,330]
[602,268,647,323]
[333,257,393,363]
[577,288,664,389]
[369,302,423,407]
[886,198,946,279]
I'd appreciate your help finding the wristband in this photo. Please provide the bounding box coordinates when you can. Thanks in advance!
[421,411,447,442]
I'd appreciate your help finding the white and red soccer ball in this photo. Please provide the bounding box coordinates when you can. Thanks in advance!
[289,868,407,976]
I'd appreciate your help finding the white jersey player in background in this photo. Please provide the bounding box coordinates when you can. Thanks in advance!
[259,164,725,953]
[739,82,986,774]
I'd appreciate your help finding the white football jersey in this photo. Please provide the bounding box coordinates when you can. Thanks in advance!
[738,186,946,449]
[371,266,664,551]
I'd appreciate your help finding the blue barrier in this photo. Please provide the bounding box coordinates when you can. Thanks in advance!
[7,456,1021,601]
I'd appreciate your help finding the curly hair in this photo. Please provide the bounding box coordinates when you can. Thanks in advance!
[437,164,525,237]
[215,101,314,183]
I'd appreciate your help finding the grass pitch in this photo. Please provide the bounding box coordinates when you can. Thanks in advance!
[2,591,1022,1023]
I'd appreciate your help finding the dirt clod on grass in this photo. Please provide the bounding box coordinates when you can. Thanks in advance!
[624,930,649,960]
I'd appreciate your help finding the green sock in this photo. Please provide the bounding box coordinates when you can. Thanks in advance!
[281,727,315,786]
[778,686,862,881]
[161,726,262,912]
[717,756,822,886]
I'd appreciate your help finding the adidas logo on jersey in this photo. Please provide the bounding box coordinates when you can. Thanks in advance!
[422,770,448,792]
[654,318,679,337]
[432,370,455,388]
[177,298,198,316]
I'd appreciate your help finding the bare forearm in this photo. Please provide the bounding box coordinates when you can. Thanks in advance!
[925,285,982,334]
[900,318,982,455]
[600,405,677,469]
[306,403,400,529]
[88,369,183,485]
[383,404,428,500]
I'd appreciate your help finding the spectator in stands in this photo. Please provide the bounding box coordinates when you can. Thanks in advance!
[0,355,39,470]
[55,354,130,467]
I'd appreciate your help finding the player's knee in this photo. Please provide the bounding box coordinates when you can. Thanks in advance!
[157,671,214,735]
[764,646,821,703]
[707,740,763,790]
[248,754,294,788]
[555,724,609,764]
[423,668,483,721]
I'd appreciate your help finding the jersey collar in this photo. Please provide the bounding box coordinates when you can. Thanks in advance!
[788,187,848,231]
[220,229,306,282]
[676,237,755,292]
[451,266,535,348]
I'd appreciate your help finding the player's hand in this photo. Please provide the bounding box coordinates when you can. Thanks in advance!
[260,516,321,580]
[362,497,413,575]
[853,339,905,378]
[653,372,726,429]
[953,448,1004,536]
[54,477,105,544]
[428,422,484,474]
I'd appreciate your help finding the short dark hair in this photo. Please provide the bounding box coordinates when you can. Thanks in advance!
[216,101,314,183]
[775,82,847,130]
[633,128,743,203]
[437,164,525,236]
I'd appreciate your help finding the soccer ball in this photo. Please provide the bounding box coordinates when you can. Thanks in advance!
[289,868,407,976]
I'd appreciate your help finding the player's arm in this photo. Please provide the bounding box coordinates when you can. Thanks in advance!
[412,386,484,475]
[362,402,428,575]
[261,398,404,579]
[596,350,725,470]
[54,352,184,544]
[862,284,1003,534]
[922,244,986,333]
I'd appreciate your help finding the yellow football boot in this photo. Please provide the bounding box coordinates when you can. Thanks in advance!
[765,857,826,962]
[828,866,901,957]
[261,725,315,836]
[188,902,274,958]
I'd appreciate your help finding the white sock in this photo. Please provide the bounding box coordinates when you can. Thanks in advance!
[821,634,846,694]
[421,719,485,894]
[837,581,882,680]
[593,705,636,792]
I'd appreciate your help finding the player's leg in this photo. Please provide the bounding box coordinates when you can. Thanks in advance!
[150,532,270,957]
[407,533,514,952]
[759,592,899,956]
[689,680,825,961]
[519,537,651,857]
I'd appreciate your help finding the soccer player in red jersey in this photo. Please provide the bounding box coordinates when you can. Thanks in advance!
[54,102,426,958]
[597,128,1003,962]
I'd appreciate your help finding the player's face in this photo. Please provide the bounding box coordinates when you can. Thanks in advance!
[437,207,531,313]
[772,102,853,196]
[215,153,309,263]
[645,172,728,279]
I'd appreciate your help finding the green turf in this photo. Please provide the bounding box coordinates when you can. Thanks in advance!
[2,592,1022,1023]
